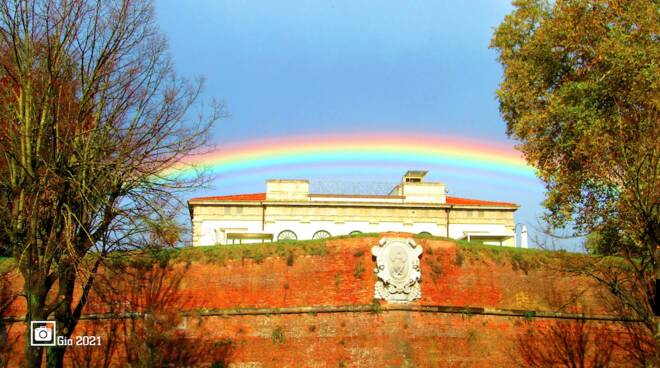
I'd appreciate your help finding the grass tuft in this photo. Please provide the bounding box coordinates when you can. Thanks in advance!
[353,262,365,279]
[271,327,285,343]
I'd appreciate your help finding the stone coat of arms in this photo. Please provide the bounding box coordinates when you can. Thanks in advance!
[372,238,423,303]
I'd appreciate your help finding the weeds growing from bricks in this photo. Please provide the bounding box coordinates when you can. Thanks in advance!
[353,262,365,279]
[271,327,285,344]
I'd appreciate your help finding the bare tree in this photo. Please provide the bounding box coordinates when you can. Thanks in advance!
[0,1,221,366]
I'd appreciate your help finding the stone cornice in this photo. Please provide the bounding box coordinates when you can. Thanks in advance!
[1,304,640,323]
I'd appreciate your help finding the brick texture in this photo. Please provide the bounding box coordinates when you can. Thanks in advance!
[1,234,641,367]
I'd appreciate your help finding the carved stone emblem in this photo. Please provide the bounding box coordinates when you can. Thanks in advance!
[372,238,423,303]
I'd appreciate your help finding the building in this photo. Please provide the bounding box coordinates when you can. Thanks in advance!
[188,171,521,247]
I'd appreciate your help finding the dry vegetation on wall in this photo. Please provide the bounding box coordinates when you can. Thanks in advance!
[0,233,598,275]
[171,234,557,267]
[145,238,329,266]
[0,234,634,300]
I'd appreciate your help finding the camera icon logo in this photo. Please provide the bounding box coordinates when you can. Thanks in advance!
[30,321,56,346]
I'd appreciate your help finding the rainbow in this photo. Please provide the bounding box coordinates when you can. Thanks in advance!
[162,133,537,182]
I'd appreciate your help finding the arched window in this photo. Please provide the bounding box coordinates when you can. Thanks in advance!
[349,231,362,236]
[418,231,432,236]
[277,230,298,241]
[312,230,331,240]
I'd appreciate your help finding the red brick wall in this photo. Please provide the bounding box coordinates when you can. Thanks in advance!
[1,234,641,367]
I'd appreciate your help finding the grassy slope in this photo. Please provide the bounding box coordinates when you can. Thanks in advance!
[0,232,584,271]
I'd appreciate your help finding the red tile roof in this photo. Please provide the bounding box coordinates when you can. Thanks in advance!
[190,192,516,207]
[446,196,517,207]
[190,193,266,202]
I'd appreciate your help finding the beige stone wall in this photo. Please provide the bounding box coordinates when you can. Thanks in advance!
[450,209,515,223]
[191,202,515,246]
[400,182,446,203]
[266,180,310,201]
[265,205,451,224]
[193,204,514,226]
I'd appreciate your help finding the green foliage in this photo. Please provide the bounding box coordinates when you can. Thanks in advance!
[491,0,659,250]
[429,262,442,279]
[456,242,556,273]
[0,258,16,274]
[510,252,530,274]
[584,231,606,254]
[353,262,365,279]
[427,256,443,283]
[285,251,295,266]
[583,226,636,256]
[271,327,285,344]
[160,240,329,265]
[370,299,382,315]
[453,252,464,267]
[251,249,265,264]
[523,310,536,321]
[467,329,478,343]
[334,273,342,287]
[300,241,329,256]
[492,0,659,346]
[340,232,380,239]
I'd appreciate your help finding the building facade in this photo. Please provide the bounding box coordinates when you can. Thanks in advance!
[188,171,521,247]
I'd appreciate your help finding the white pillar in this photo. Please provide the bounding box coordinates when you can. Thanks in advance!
[521,225,528,248]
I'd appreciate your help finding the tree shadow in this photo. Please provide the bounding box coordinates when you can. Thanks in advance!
[512,318,616,368]
[68,255,232,367]
[510,272,657,367]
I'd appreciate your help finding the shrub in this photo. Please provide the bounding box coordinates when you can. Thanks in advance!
[353,262,365,279]
[286,252,295,266]
[271,327,285,344]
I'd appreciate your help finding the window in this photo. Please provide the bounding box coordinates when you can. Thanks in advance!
[418,231,432,236]
[312,230,331,240]
[277,230,297,241]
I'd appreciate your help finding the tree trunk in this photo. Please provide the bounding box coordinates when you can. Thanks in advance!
[45,264,77,368]
[24,327,43,368]
[46,346,66,368]
[23,279,48,368]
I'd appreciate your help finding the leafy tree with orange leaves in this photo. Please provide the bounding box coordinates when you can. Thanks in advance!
[491,0,659,358]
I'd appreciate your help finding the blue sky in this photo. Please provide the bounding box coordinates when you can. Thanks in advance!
[154,1,572,249]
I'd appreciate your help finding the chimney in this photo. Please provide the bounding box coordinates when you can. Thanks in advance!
[399,170,446,204]
[266,179,310,201]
